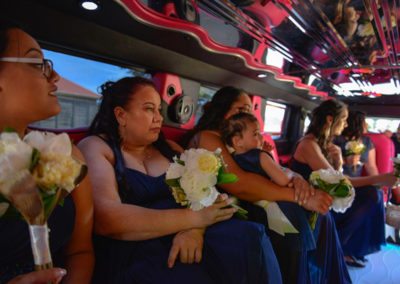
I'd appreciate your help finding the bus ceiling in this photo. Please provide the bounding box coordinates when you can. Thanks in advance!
[2,0,400,116]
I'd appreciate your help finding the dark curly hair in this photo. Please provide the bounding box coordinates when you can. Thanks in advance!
[341,110,366,140]
[89,77,177,201]
[220,112,258,147]
[306,99,347,156]
[182,86,248,146]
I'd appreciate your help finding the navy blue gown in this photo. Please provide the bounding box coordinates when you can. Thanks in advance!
[235,149,351,284]
[0,195,75,283]
[290,158,351,284]
[334,136,385,259]
[92,141,282,284]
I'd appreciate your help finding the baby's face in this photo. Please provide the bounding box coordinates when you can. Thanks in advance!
[237,121,263,152]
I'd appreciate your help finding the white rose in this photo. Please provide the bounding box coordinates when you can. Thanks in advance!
[182,149,220,174]
[331,186,355,213]
[24,131,72,156]
[0,133,33,183]
[180,171,217,210]
[316,168,343,184]
[166,162,184,180]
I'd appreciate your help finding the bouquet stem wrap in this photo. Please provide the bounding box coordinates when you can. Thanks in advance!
[28,223,53,271]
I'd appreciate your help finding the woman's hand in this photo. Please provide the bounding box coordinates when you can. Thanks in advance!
[289,175,315,205]
[302,190,333,214]
[377,173,398,187]
[327,143,343,170]
[194,194,236,227]
[7,268,67,284]
[168,228,205,268]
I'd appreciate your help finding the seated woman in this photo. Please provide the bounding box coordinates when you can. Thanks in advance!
[0,20,94,283]
[334,110,383,266]
[182,86,349,284]
[291,99,396,268]
[78,77,282,284]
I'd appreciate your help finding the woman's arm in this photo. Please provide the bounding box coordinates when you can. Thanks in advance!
[197,131,295,202]
[294,138,333,171]
[196,131,332,213]
[78,136,234,241]
[295,138,396,188]
[364,148,379,176]
[62,146,94,284]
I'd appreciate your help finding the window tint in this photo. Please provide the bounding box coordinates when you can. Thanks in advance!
[366,117,400,133]
[195,85,218,123]
[32,50,143,129]
[263,101,286,137]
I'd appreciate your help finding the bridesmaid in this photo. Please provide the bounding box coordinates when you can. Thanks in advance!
[183,86,350,284]
[291,99,395,270]
[0,20,94,283]
[334,110,384,266]
[78,77,282,284]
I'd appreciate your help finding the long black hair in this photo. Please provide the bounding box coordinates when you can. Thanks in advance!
[89,76,177,201]
[341,110,366,140]
[306,99,347,156]
[182,86,247,146]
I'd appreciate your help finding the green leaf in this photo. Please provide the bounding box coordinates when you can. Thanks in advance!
[229,203,248,220]
[3,127,16,133]
[217,173,238,184]
[29,148,40,171]
[165,178,180,187]
[176,160,185,166]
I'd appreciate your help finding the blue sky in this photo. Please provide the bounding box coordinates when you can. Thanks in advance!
[44,49,132,94]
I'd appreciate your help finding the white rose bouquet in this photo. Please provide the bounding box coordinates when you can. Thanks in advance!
[308,168,355,229]
[0,130,86,271]
[344,140,366,156]
[165,148,247,218]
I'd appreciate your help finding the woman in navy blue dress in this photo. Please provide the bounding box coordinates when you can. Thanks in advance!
[0,20,94,283]
[291,99,395,270]
[79,77,282,284]
[333,110,384,266]
[182,86,349,284]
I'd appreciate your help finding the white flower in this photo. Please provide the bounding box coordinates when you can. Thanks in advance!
[331,186,355,213]
[310,168,343,185]
[180,171,217,205]
[180,148,221,175]
[166,162,184,180]
[0,133,33,183]
[24,131,72,155]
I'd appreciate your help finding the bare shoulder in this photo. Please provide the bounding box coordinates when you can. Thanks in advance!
[77,135,114,162]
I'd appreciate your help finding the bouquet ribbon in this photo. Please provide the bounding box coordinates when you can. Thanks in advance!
[255,200,299,236]
[29,224,52,269]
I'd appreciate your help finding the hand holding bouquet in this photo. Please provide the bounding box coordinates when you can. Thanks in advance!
[308,168,355,229]
[165,148,247,219]
[0,130,86,271]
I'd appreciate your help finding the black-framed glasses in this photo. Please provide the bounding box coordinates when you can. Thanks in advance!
[0,57,54,79]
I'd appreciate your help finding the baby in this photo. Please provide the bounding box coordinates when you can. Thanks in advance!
[221,112,293,187]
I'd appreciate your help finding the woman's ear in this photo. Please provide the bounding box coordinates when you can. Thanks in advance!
[114,106,127,127]
[326,115,334,125]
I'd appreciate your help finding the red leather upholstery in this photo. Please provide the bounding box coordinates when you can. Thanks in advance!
[162,125,187,144]
[365,133,395,174]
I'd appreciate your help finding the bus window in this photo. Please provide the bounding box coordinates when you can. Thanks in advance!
[195,85,218,123]
[263,101,286,138]
[366,117,400,133]
[32,50,142,129]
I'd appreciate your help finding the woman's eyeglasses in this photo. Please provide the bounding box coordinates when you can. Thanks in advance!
[0,57,54,79]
